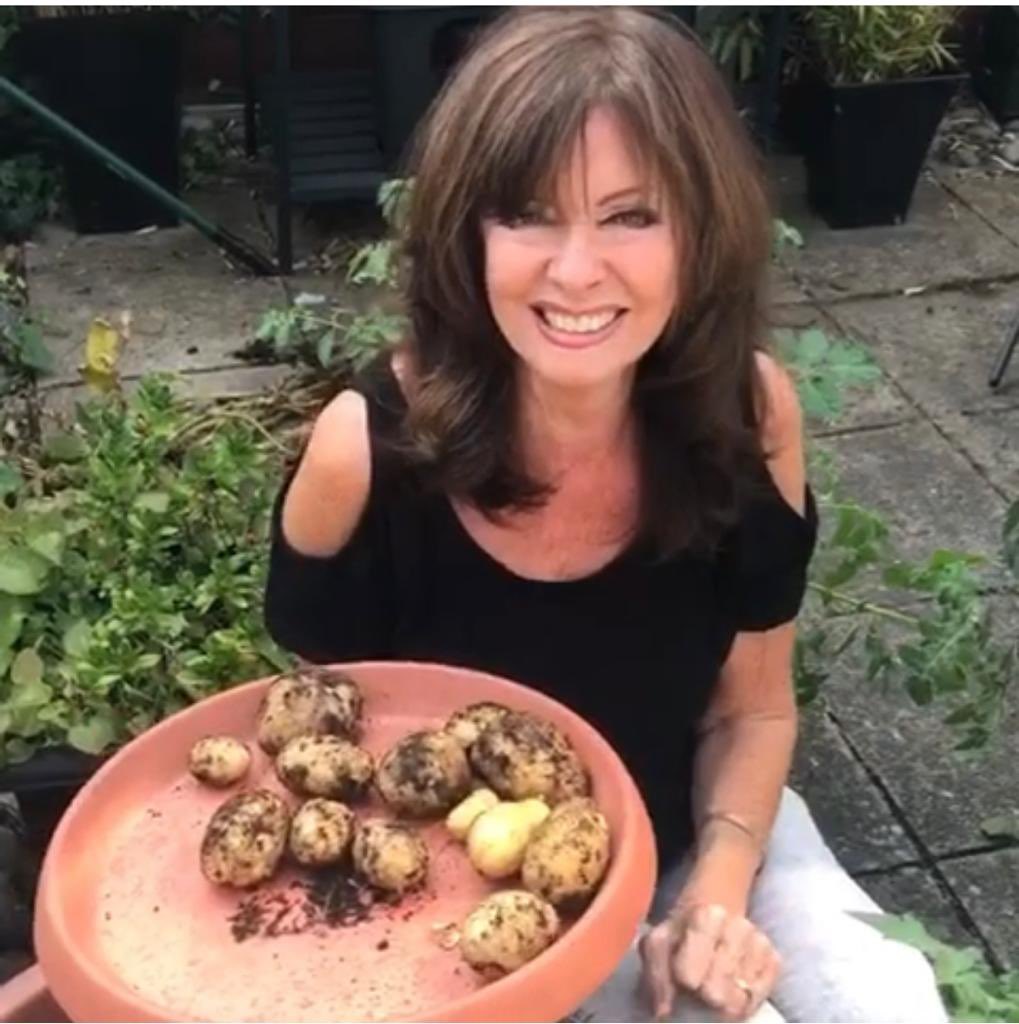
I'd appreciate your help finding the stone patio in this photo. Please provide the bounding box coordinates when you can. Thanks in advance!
[11,112,1019,983]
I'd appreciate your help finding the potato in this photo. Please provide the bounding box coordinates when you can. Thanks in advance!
[470,711,590,805]
[352,820,429,894]
[446,787,500,842]
[521,798,611,911]
[445,702,511,749]
[188,735,251,787]
[200,789,289,888]
[288,798,355,867]
[376,730,472,817]
[256,668,363,755]
[466,798,550,879]
[276,735,374,800]
[460,890,560,977]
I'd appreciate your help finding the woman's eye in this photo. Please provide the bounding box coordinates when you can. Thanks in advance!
[501,207,551,228]
[606,208,658,228]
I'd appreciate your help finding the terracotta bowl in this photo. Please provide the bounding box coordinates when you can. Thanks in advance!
[34,661,657,1022]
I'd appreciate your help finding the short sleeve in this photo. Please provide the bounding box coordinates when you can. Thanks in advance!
[715,478,819,632]
[263,462,394,664]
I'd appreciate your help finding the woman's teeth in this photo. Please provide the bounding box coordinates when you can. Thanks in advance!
[541,309,619,334]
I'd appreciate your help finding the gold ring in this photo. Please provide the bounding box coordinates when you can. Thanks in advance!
[735,977,753,1001]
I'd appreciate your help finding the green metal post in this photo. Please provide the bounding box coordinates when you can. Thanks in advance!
[0,74,276,275]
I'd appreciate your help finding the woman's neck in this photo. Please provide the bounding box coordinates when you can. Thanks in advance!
[516,368,635,480]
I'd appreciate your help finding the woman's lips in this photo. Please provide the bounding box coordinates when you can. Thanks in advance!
[532,307,627,349]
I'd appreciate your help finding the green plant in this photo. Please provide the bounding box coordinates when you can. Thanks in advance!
[0,259,53,394]
[783,326,1017,749]
[247,179,412,375]
[180,125,231,191]
[705,9,765,85]
[861,914,1019,1022]
[0,376,294,763]
[805,6,959,85]
[0,154,63,240]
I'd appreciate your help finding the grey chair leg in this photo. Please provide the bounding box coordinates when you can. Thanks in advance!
[989,308,1019,388]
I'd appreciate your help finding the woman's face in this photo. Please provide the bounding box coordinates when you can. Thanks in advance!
[483,106,680,391]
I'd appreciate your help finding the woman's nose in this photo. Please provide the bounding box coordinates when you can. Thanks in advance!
[544,227,606,292]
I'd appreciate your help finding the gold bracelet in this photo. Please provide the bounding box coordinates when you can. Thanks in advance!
[699,811,762,848]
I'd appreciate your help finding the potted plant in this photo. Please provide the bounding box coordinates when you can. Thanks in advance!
[798,6,966,229]
[970,7,1019,125]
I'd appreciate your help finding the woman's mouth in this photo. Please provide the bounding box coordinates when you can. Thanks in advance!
[532,306,627,349]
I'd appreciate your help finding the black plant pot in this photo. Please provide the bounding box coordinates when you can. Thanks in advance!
[802,72,966,229]
[970,7,1019,124]
[13,13,184,234]
[0,747,102,865]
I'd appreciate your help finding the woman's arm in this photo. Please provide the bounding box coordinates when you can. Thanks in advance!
[263,389,380,661]
[641,355,807,1021]
[684,352,805,909]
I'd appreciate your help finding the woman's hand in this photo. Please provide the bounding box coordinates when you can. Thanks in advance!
[640,902,781,1022]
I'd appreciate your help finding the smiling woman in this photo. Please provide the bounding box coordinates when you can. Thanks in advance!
[265,8,945,1024]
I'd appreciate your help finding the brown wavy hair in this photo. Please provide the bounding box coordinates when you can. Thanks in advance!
[393,6,775,557]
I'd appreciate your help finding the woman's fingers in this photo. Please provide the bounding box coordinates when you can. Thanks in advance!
[640,923,678,1021]
[671,903,727,994]
[739,931,782,1018]
[699,914,755,1019]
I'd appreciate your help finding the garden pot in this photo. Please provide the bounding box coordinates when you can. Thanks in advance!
[13,12,184,234]
[970,7,1019,124]
[802,72,966,229]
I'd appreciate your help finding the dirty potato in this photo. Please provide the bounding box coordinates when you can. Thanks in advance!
[200,789,290,888]
[521,797,611,911]
[276,735,374,800]
[288,798,355,867]
[352,820,429,894]
[188,735,251,788]
[470,711,590,805]
[445,702,511,750]
[256,668,363,755]
[376,730,472,817]
[460,890,560,977]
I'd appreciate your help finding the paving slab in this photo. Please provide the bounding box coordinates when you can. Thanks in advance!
[791,707,918,872]
[821,289,1019,417]
[943,409,1019,499]
[24,185,383,388]
[934,168,1019,248]
[774,301,915,435]
[858,866,977,951]
[820,595,1019,859]
[941,850,1019,967]
[37,363,299,424]
[772,158,1019,301]
[818,419,1007,578]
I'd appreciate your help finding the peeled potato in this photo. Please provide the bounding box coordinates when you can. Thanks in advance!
[466,798,550,879]
[352,820,429,894]
[256,668,363,755]
[446,787,500,842]
[188,735,251,787]
[289,798,355,867]
[470,712,590,805]
[460,890,560,977]
[445,702,511,749]
[376,730,472,817]
[200,789,289,888]
[521,797,611,911]
[276,735,374,800]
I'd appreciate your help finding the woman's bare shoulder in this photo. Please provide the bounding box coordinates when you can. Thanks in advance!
[753,350,805,514]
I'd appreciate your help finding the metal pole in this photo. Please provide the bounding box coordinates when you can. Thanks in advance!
[273,6,293,274]
[0,74,276,275]
[240,6,258,159]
